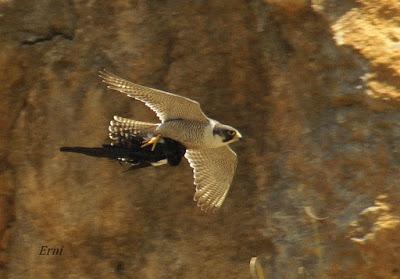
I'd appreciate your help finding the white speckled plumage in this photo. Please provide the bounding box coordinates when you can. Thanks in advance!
[99,70,241,212]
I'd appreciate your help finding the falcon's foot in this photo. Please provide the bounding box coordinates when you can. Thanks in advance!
[141,135,161,151]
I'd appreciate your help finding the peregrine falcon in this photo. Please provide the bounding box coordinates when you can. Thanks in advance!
[99,70,242,211]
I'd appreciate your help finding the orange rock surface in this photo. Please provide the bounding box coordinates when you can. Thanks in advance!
[0,0,399,278]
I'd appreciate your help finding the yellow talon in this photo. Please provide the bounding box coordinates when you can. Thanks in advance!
[141,135,161,151]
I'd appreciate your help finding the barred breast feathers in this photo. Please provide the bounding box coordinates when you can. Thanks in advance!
[156,119,209,149]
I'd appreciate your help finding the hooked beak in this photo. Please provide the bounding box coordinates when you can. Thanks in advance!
[235,131,242,140]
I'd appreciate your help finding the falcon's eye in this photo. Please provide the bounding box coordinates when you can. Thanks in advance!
[228,130,236,136]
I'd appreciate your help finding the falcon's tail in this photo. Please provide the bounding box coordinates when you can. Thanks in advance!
[109,116,158,141]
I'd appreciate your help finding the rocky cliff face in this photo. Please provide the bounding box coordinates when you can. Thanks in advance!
[1,0,399,278]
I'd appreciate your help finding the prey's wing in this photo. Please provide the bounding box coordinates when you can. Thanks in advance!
[185,146,237,212]
[99,70,208,122]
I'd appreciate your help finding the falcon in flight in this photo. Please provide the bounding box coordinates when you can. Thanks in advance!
[99,70,242,211]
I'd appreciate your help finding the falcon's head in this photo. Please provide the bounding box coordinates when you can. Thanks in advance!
[213,123,242,144]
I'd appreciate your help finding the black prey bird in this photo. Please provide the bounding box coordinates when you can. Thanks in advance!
[60,134,187,170]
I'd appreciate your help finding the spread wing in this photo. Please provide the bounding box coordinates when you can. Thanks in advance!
[99,70,208,122]
[185,146,237,212]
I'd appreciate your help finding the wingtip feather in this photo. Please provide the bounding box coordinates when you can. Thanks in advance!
[98,69,108,78]
[98,69,116,81]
